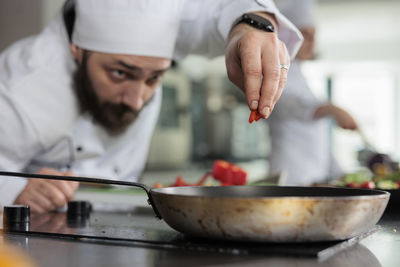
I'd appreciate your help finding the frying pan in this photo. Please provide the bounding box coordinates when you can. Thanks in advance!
[0,171,390,242]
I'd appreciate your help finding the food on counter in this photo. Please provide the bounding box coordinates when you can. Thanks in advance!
[347,181,376,189]
[212,160,247,185]
[367,153,393,174]
[338,163,400,190]
[248,110,262,124]
[153,160,247,188]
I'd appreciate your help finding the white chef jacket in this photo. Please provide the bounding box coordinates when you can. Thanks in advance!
[0,0,302,205]
[267,61,343,185]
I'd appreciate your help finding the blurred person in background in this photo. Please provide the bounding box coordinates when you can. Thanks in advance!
[0,0,302,212]
[267,0,358,185]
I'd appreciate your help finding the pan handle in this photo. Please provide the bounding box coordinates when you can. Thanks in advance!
[0,171,162,219]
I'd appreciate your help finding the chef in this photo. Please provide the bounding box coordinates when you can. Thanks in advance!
[268,0,358,185]
[0,0,302,212]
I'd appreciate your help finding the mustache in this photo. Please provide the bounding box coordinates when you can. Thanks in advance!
[99,102,138,134]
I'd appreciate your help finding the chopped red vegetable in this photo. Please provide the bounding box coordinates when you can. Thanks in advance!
[195,172,212,186]
[346,181,376,189]
[248,110,262,124]
[347,182,356,188]
[360,181,376,189]
[172,176,189,186]
[153,160,248,188]
[212,160,247,185]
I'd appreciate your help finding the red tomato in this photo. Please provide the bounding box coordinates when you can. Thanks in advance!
[212,160,231,183]
[212,160,247,185]
[230,165,247,185]
[360,181,376,189]
[347,182,356,188]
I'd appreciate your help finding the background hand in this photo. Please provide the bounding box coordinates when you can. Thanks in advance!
[332,106,358,130]
[314,103,358,130]
[14,167,79,213]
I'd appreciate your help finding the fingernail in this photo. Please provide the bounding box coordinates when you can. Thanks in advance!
[261,107,271,118]
[250,100,258,110]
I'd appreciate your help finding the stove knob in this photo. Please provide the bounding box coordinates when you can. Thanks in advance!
[67,201,92,228]
[3,205,30,231]
[67,200,92,217]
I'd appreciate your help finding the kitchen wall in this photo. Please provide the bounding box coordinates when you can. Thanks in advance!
[316,0,400,61]
[0,0,64,52]
[0,0,41,52]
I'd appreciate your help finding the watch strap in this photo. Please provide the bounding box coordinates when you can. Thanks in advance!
[234,13,275,33]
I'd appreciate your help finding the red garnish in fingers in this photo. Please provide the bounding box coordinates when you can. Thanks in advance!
[249,110,262,124]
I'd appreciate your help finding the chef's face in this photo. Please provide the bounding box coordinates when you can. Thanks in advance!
[295,26,316,60]
[71,45,171,135]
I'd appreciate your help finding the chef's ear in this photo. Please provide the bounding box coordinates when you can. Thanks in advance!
[70,44,84,63]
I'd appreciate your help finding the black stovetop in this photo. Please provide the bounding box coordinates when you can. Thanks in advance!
[0,204,379,261]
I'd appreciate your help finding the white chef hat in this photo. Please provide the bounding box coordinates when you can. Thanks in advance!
[275,0,316,28]
[72,0,183,58]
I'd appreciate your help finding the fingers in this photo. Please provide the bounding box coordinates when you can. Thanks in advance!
[15,170,79,213]
[231,32,290,119]
[347,116,358,130]
[64,170,80,191]
[38,167,79,200]
[36,180,68,207]
[69,181,80,191]
[14,184,52,214]
[30,186,56,210]
[334,108,358,130]
[27,201,47,214]
[226,59,244,92]
[341,120,358,130]
[16,194,47,213]
[48,180,75,201]
[258,37,280,117]
[272,42,290,112]
[238,33,263,111]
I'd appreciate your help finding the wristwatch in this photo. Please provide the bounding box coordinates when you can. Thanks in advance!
[233,13,275,33]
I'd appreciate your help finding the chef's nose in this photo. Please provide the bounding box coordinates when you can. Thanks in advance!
[122,81,146,111]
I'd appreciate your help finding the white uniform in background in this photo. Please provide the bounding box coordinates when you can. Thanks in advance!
[267,61,342,185]
[0,0,302,205]
[268,0,343,185]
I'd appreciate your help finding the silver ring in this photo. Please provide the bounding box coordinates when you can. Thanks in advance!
[280,64,289,70]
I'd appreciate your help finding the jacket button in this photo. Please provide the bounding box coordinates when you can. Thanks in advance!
[76,146,83,152]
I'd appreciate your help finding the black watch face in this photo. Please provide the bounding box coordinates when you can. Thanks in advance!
[241,13,274,32]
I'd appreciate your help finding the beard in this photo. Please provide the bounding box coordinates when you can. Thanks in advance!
[72,52,142,136]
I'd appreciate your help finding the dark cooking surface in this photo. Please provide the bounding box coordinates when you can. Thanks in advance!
[1,206,379,260]
[3,207,400,267]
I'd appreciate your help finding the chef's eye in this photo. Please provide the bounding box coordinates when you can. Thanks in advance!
[147,74,161,85]
[111,69,127,79]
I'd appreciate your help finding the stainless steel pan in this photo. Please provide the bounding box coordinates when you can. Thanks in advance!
[0,171,390,242]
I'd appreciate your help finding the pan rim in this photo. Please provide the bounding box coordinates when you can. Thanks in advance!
[150,185,390,200]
